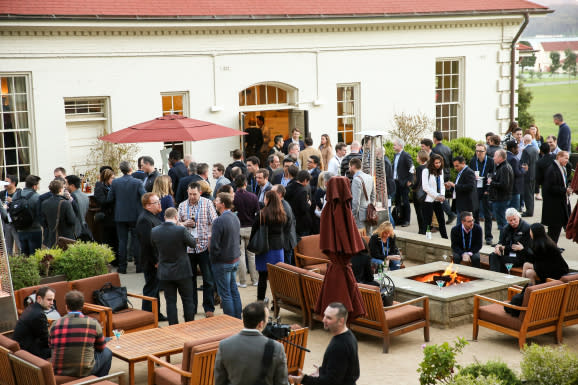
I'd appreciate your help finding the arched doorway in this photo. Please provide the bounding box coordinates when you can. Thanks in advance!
[238,82,307,163]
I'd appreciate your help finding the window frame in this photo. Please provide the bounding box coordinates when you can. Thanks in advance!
[435,58,464,140]
[336,83,360,145]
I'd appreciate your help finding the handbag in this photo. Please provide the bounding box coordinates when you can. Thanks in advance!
[415,187,427,204]
[247,212,269,255]
[357,176,378,226]
[378,273,396,307]
[93,282,131,313]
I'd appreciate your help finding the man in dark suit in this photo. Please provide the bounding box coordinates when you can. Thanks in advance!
[175,162,202,204]
[13,286,55,359]
[307,155,321,197]
[107,160,146,274]
[224,149,247,181]
[282,128,305,154]
[541,151,572,243]
[255,168,272,208]
[168,149,188,193]
[445,156,477,217]
[151,207,197,325]
[506,140,526,212]
[135,192,165,321]
[432,131,456,224]
[271,158,294,186]
[391,138,413,227]
[520,135,539,217]
[141,156,159,193]
[450,211,482,267]
[286,170,312,236]
[535,142,555,194]
[469,143,495,245]
[42,179,76,248]
[215,302,287,385]
[210,193,242,319]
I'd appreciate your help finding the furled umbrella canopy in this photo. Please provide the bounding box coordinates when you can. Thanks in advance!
[315,176,366,319]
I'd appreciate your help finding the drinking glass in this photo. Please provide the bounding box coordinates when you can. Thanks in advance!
[436,280,445,290]
[505,263,514,278]
[442,254,448,263]
[112,329,123,348]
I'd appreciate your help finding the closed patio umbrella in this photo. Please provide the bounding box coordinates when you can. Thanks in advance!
[315,176,366,319]
[99,114,246,143]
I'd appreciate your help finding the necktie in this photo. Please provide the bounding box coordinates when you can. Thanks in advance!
[436,176,440,193]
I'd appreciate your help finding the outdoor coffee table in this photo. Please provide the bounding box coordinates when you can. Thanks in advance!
[108,315,243,385]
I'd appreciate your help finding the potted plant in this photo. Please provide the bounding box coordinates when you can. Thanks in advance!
[30,248,66,284]
[54,241,115,281]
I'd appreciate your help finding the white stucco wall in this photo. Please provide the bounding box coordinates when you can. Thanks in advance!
[0,14,526,190]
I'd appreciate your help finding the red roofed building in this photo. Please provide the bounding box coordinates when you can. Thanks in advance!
[0,0,549,187]
[532,40,578,72]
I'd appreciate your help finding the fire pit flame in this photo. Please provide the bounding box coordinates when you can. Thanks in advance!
[410,262,475,287]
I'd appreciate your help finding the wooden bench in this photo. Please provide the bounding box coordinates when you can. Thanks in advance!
[267,263,310,326]
[473,279,567,349]
[299,270,325,328]
[350,284,429,353]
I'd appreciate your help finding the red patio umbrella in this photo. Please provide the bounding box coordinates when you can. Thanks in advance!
[315,176,366,319]
[99,114,246,143]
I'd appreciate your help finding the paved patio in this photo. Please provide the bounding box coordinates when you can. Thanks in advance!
[115,196,578,384]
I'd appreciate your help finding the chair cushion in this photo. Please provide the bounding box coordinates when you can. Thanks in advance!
[14,349,56,385]
[154,367,182,385]
[71,273,121,306]
[295,235,328,261]
[0,334,19,352]
[384,304,425,329]
[478,303,522,331]
[560,273,578,283]
[274,262,311,276]
[110,309,155,331]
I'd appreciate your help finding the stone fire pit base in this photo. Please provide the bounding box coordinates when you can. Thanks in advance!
[388,262,528,328]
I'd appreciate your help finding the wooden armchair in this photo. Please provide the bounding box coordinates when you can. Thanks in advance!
[300,270,325,328]
[473,280,567,349]
[71,273,157,337]
[0,346,16,385]
[9,349,124,385]
[560,274,578,332]
[282,327,309,375]
[350,284,429,353]
[147,336,226,385]
[293,235,330,274]
[267,263,309,326]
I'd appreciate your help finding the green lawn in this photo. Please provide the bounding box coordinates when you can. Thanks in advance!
[520,72,577,84]
[526,82,578,138]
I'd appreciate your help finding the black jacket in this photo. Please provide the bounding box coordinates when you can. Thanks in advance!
[168,161,188,193]
[13,302,51,359]
[391,151,414,186]
[285,180,312,234]
[144,170,160,193]
[497,219,532,266]
[488,161,513,202]
[507,151,525,195]
[535,153,555,187]
[93,181,114,221]
[151,222,196,281]
[383,156,396,197]
[451,223,483,256]
[224,160,248,181]
[175,174,203,205]
[541,162,571,227]
[432,143,453,182]
[368,234,399,261]
[340,152,362,180]
[136,210,163,272]
[452,166,478,213]
[41,195,76,247]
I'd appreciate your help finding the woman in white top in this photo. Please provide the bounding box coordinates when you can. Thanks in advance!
[421,153,448,239]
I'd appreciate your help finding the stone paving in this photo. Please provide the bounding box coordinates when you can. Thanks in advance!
[116,196,578,384]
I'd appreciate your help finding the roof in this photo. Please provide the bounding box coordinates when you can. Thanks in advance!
[541,41,578,52]
[0,0,549,19]
[517,43,534,50]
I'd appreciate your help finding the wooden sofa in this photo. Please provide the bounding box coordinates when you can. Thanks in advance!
[473,279,568,349]
[71,273,158,337]
[560,274,578,331]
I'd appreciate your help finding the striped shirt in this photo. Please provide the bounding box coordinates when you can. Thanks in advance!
[178,196,218,253]
[49,312,105,377]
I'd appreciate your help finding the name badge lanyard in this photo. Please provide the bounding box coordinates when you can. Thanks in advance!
[476,157,487,177]
[381,238,390,258]
[462,226,472,251]
[455,166,467,185]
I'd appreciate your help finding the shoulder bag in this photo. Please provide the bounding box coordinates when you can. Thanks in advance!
[357,176,378,226]
[415,169,428,203]
[93,282,131,313]
[248,212,269,255]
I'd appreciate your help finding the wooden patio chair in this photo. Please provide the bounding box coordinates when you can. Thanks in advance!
[300,270,325,328]
[267,263,309,326]
[349,284,430,353]
[8,349,124,385]
[559,274,578,333]
[282,327,309,375]
[473,280,567,349]
[147,336,223,385]
[0,346,16,385]
[71,272,157,336]
[293,235,329,274]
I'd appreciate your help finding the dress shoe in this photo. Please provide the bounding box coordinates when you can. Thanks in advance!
[117,268,127,274]
[158,314,168,322]
[521,212,532,217]
[485,240,493,246]
[447,214,457,225]
[400,222,410,227]
[205,311,214,318]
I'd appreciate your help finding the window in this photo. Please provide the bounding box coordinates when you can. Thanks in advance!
[337,84,359,145]
[435,59,462,140]
[161,92,189,153]
[0,75,32,182]
[239,84,288,107]
[65,99,106,119]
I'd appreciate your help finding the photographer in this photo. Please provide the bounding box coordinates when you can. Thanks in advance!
[489,208,532,273]
[215,302,287,385]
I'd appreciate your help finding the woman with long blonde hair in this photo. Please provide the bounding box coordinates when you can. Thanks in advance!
[318,134,333,171]
[152,175,175,221]
[368,222,402,270]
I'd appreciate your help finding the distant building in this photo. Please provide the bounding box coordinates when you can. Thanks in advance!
[533,40,578,72]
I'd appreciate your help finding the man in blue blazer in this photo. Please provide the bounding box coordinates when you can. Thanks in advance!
[107,160,146,274]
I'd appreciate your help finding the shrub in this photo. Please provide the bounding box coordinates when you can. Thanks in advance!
[54,242,114,281]
[520,344,578,385]
[383,141,421,170]
[30,248,64,277]
[459,361,520,385]
[9,255,40,290]
[450,374,505,385]
[443,137,477,180]
[418,338,468,385]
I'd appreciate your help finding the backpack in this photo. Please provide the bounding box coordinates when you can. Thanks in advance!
[8,190,35,230]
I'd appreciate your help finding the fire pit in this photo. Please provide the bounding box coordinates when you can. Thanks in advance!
[388,262,528,328]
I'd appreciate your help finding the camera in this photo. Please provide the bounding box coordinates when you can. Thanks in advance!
[262,318,292,340]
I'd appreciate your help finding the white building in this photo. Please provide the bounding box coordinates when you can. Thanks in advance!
[0,0,549,187]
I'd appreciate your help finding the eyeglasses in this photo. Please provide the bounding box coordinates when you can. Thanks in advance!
[475,150,486,153]
[148,201,161,205]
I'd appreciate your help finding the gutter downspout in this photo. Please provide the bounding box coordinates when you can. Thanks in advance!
[510,12,529,122]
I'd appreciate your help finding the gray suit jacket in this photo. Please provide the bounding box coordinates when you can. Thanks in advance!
[151,222,196,281]
[351,171,375,223]
[107,174,146,223]
[71,189,89,235]
[214,329,287,385]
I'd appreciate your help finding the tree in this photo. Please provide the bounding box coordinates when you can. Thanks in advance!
[517,82,535,128]
[389,112,434,147]
[562,48,577,77]
[520,54,536,72]
[549,52,561,75]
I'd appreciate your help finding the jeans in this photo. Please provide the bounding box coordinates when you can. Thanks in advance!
[492,200,509,232]
[161,278,196,325]
[188,250,215,314]
[239,227,258,285]
[508,194,520,212]
[3,222,20,255]
[213,262,242,319]
[115,221,138,272]
[91,347,112,377]
[142,269,160,314]
[17,230,42,256]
